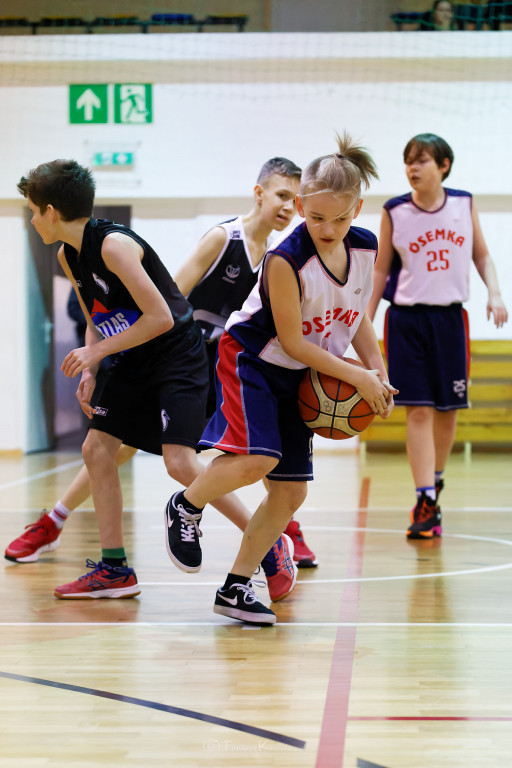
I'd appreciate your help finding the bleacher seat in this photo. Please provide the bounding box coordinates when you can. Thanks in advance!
[390,11,425,30]
[198,15,248,32]
[151,14,196,26]
[360,340,512,452]
[39,17,87,28]
[453,4,487,29]
[487,0,512,28]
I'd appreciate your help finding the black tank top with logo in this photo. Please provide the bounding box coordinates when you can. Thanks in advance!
[186,217,261,340]
[64,218,194,373]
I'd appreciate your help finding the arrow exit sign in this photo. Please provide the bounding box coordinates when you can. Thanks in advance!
[69,85,108,124]
[69,84,152,124]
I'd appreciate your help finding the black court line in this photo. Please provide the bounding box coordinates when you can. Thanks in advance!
[0,671,305,750]
[357,759,390,768]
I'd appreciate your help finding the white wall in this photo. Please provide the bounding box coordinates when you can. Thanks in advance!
[0,31,511,451]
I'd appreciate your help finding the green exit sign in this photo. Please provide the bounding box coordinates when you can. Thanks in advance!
[92,152,134,168]
[69,84,152,124]
[70,84,108,124]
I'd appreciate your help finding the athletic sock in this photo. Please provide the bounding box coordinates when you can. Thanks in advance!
[221,572,251,590]
[178,491,204,516]
[435,470,445,485]
[49,501,71,530]
[416,486,437,502]
[102,548,128,568]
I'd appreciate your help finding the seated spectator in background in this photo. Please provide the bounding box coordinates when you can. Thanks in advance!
[419,0,455,29]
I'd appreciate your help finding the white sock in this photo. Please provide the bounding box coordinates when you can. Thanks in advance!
[48,501,71,530]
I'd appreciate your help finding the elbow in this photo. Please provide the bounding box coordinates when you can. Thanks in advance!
[161,315,174,334]
[156,309,174,336]
[280,338,302,361]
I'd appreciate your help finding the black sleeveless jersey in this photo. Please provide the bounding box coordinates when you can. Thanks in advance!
[186,217,261,340]
[64,218,194,372]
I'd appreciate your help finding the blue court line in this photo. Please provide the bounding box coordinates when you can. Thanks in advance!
[357,759,390,768]
[0,670,306,750]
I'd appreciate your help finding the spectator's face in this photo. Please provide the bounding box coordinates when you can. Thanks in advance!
[433,1,453,29]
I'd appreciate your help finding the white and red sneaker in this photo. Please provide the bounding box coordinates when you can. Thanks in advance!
[261,533,298,602]
[284,519,318,568]
[5,512,60,563]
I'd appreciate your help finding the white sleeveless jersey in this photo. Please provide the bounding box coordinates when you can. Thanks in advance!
[383,189,473,306]
[226,222,377,370]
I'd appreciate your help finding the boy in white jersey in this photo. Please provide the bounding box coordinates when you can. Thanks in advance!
[165,132,397,625]
[367,133,508,539]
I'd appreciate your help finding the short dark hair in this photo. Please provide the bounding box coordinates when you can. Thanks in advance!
[256,157,302,186]
[17,159,95,220]
[403,134,454,180]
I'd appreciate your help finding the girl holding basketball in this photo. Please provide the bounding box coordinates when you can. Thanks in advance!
[165,132,397,624]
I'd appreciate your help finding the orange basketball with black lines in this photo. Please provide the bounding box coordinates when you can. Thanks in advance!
[297,358,375,440]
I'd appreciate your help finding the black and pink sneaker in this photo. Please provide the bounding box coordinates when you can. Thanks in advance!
[407,493,442,539]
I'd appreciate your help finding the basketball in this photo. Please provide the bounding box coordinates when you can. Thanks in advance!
[297,358,375,440]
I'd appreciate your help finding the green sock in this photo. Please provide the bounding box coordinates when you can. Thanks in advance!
[102,548,127,568]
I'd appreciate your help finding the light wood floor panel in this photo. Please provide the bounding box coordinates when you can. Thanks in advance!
[1,449,512,767]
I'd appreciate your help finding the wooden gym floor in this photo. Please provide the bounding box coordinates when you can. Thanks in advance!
[1,446,511,768]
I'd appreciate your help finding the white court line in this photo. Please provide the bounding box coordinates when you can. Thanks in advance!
[1,504,511,514]
[139,562,512,585]
[0,459,83,492]
[138,529,512,584]
[1,621,512,628]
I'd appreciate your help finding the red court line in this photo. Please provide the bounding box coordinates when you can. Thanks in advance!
[350,716,512,722]
[315,476,370,768]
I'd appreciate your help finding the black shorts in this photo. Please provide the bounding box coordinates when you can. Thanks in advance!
[385,303,470,411]
[90,322,209,455]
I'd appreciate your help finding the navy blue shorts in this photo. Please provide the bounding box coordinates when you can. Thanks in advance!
[90,322,209,455]
[384,304,469,411]
[198,334,314,481]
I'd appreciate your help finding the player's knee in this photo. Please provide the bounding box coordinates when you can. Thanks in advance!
[238,455,278,486]
[269,481,307,513]
[82,431,118,469]
[163,446,199,485]
[406,406,432,427]
[82,433,106,468]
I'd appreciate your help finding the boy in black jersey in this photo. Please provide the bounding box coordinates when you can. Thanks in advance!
[16,159,292,599]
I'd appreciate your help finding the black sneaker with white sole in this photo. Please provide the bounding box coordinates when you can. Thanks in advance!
[165,491,203,572]
[214,578,276,625]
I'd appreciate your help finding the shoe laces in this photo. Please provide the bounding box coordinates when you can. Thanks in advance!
[21,511,51,539]
[78,558,109,582]
[176,503,203,542]
[231,579,265,604]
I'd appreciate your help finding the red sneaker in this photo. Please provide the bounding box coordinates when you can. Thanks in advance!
[284,519,318,568]
[261,534,298,602]
[5,512,60,563]
[54,559,141,599]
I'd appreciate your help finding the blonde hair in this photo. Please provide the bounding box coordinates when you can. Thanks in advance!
[300,132,379,207]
